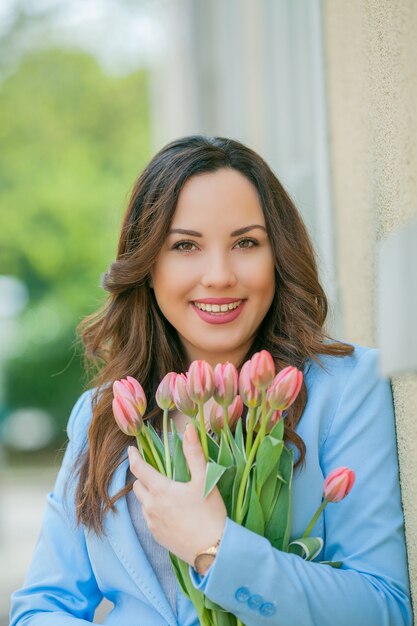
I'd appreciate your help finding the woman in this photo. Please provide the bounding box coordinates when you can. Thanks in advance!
[10,136,412,625]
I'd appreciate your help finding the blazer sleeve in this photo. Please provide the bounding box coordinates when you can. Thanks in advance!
[9,390,104,626]
[189,348,413,626]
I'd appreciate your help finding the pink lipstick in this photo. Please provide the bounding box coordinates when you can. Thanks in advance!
[191,300,246,325]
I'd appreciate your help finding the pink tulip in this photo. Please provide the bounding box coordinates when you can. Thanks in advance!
[209,395,243,435]
[112,375,147,436]
[250,350,275,389]
[239,360,261,408]
[214,362,239,406]
[323,467,355,503]
[172,373,198,417]
[187,360,215,404]
[156,372,177,410]
[266,366,303,411]
[113,376,147,416]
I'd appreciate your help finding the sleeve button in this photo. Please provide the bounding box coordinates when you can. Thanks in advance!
[247,594,263,610]
[235,586,251,602]
[259,602,276,617]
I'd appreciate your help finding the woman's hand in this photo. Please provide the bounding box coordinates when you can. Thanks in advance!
[128,422,227,566]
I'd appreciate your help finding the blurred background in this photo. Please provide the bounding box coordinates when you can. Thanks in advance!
[1,0,416,624]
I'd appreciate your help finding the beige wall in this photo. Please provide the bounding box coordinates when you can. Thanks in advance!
[324,0,417,616]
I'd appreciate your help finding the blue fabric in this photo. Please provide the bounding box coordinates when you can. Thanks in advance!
[10,344,412,625]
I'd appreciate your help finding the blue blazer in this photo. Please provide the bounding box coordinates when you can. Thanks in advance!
[10,345,412,625]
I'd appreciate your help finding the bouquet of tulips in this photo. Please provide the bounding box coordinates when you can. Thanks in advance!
[112,350,355,626]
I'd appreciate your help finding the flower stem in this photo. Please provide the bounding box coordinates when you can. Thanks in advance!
[143,427,166,475]
[235,391,270,524]
[162,408,172,479]
[302,499,328,538]
[137,430,151,458]
[222,405,229,429]
[198,403,209,461]
[245,406,256,457]
[235,429,261,523]
[135,434,144,456]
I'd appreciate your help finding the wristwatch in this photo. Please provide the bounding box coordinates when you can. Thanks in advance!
[193,537,222,575]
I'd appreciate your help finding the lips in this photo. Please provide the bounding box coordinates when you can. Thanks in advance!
[191,300,246,325]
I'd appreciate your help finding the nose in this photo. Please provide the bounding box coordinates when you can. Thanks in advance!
[200,253,238,289]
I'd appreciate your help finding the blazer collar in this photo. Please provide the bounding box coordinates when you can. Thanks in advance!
[103,454,178,626]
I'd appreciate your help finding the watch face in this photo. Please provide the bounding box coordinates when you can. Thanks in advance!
[195,553,215,575]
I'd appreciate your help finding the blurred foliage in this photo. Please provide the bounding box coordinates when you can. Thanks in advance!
[0,47,150,439]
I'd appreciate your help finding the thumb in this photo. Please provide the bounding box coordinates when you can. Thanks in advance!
[183,422,207,481]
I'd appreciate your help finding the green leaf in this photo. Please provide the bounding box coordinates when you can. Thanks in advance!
[233,418,245,457]
[259,463,281,524]
[145,422,165,460]
[269,418,284,441]
[288,537,324,561]
[227,420,249,519]
[255,436,284,494]
[241,471,253,521]
[203,597,224,610]
[216,465,237,518]
[195,419,220,461]
[265,446,294,551]
[169,553,189,598]
[203,605,236,625]
[245,479,265,536]
[231,458,246,520]
[319,560,343,569]
[217,430,234,467]
[204,461,227,498]
[173,557,207,620]
[225,422,246,472]
[171,421,190,483]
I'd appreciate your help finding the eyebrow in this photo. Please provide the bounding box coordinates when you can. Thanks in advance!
[168,224,267,237]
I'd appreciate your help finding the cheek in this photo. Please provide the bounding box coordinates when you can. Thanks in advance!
[241,258,275,292]
[152,261,189,299]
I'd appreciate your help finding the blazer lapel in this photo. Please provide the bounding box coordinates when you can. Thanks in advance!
[103,454,178,626]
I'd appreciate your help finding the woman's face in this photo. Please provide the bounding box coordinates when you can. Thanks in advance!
[150,168,276,367]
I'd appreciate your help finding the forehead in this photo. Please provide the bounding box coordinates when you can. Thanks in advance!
[172,168,265,226]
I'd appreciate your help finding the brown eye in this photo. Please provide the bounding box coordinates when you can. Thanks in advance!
[173,240,197,252]
[235,238,258,249]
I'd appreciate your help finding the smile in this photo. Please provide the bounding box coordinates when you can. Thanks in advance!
[191,300,246,325]
[193,300,242,313]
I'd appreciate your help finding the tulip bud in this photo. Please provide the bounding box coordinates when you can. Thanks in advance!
[266,366,303,411]
[112,397,142,436]
[113,376,147,417]
[209,395,243,435]
[323,467,355,503]
[187,360,215,404]
[172,373,198,418]
[156,372,177,410]
[250,350,275,389]
[214,362,238,406]
[239,360,261,408]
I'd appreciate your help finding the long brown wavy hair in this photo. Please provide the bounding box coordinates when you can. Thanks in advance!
[75,135,353,533]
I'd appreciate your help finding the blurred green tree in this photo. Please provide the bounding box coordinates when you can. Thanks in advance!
[0,48,150,440]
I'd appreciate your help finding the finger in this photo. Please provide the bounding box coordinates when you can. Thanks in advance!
[132,478,148,506]
[182,423,207,483]
[128,445,169,491]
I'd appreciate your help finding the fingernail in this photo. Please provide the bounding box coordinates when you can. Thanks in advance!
[183,423,191,442]
[184,422,197,444]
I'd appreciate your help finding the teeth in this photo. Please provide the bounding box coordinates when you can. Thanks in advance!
[194,300,242,313]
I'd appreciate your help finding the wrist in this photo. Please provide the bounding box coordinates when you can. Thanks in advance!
[193,517,226,575]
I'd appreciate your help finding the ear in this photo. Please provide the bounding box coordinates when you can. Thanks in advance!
[148,273,153,289]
